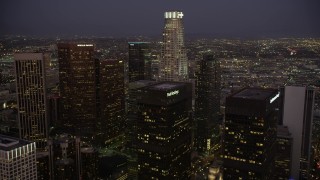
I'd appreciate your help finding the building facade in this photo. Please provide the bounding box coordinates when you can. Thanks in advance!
[97,59,125,146]
[134,82,192,179]
[126,80,157,179]
[223,88,278,179]
[128,42,151,82]
[47,134,81,180]
[280,86,315,179]
[159,11,188,82]
[14,53,48,149]
[195,54,221,155]
[58,43,96,141]
[0,135,37,180]
[274,125,292,179]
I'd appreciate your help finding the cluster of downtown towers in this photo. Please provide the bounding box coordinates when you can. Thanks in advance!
[12,11,315,179]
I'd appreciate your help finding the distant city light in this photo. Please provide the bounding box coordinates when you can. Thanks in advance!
[77,44,93,47]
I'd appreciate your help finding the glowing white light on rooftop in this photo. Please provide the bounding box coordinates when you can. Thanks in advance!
[270,92,280,103]
[165,11,183,19]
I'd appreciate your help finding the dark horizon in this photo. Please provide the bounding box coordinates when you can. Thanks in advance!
[1,0,320,38]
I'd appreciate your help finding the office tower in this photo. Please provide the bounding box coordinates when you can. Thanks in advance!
[0,134,37,180]
[223,88,278,179]
[47,134,82,180]
[58,43,96,141]
[36,151,50,180]
[96,59,125,146]
[80,147,98,179]
[135,82,193,179]
[128,42,151,82]
[126,80,157,179]
[274,125,292,179]
[280,86,315,179]
[14,53,48,149]
[159,11,188,82]
[195,54,221,155]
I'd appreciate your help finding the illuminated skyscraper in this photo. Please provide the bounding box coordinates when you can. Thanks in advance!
[134,82,192,179]
[223,88,278,179]
[274,125,292,179]
[128,42,151,82]
[159,11,188,82]
[280,86,315,179]
[195,54,221,155]
[96,59,125,146]
[58,43,96,141]
[126,80,157,179]
[0,135,37,180]
[14,53,48,149]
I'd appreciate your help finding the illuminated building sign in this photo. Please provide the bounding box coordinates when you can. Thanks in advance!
[270,93,280,103]
[77,44,93,47]
[167,90,179,97]
[165,11,183,19]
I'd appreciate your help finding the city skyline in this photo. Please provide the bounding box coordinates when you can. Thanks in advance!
[1,3,320,179]
[1,1,320,38]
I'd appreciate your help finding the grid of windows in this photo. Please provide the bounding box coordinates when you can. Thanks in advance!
[0,137,37,180]
[14,53,47,149]
[159,11,188,82]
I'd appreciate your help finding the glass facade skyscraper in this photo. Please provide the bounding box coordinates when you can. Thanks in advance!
[96,59,125,146]
[195,54,221,155]
[58,43,96,141]
[128,42,151,82]
[274,125,292,179]
[159,11,188,82]
[14,53,48,149]
[134,82,192,179]
[223,88,278,179]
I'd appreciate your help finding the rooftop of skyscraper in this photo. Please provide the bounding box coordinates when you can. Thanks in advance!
[232,88,278,101]
[129,80,157,90]
[149,82,184,91]
[0,134,32,151]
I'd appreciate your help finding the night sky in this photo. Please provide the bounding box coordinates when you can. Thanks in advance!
[1,0,320,38]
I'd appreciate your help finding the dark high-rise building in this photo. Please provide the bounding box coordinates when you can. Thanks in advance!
[195,54,221,155]
[14,53,48,149]
[80,147,98,179]
[223,88,278,179]
[58,43,96,141]
[36,152,50,180]
[159,11,188,82]
[280,86,315,179]
[47,134,82,180]
[134,82,192,179]
[128,42,151,82]
[47,94,60,131]
[96,59,125,146]
[274,125,292,179]
[126,80,157,179]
